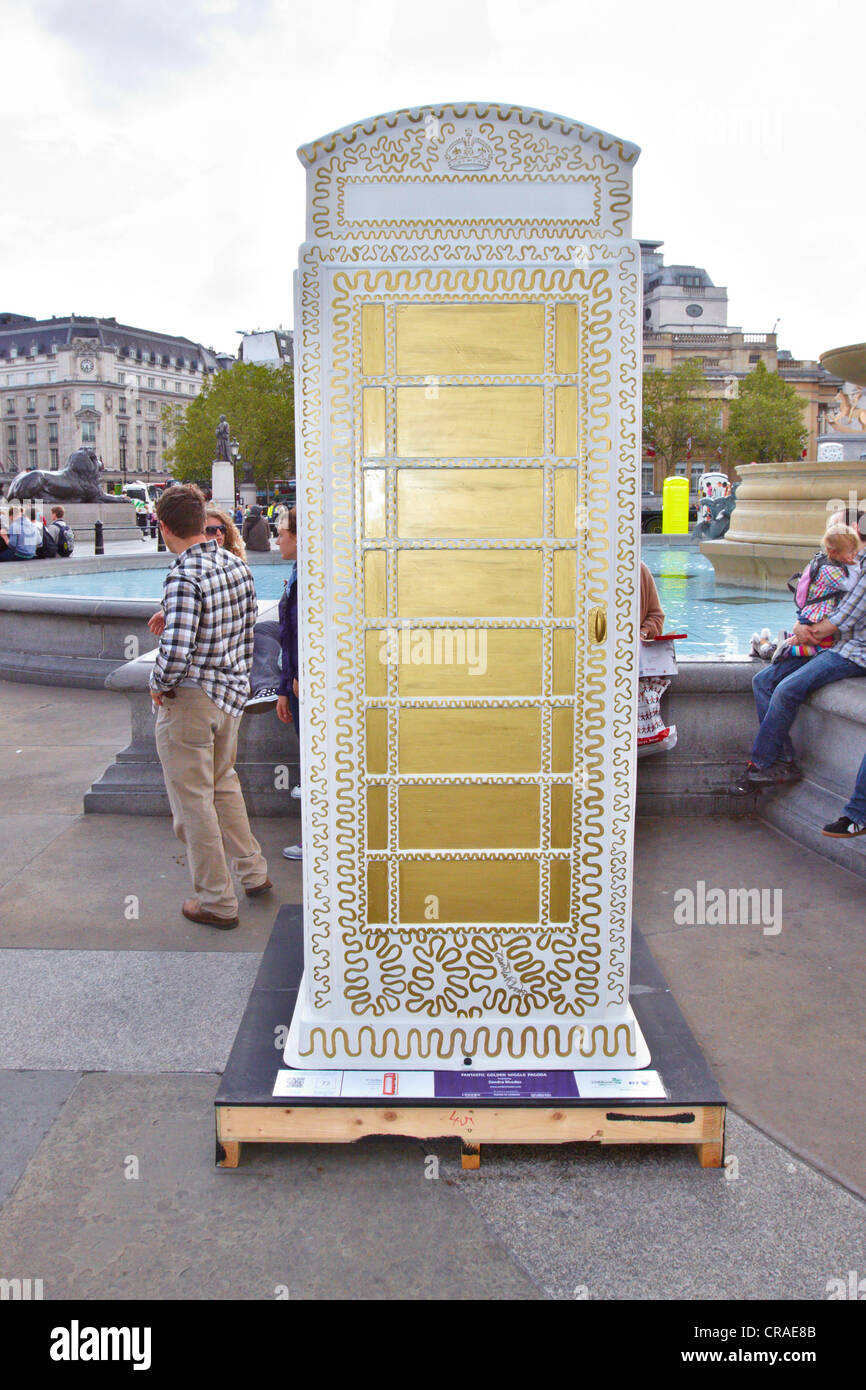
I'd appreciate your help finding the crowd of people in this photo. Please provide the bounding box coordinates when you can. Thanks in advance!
[0,503,74,561]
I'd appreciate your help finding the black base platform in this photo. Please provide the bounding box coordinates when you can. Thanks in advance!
[215,907,726,1169]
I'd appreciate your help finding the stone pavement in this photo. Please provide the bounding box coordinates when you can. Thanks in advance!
[1,679,864,1300]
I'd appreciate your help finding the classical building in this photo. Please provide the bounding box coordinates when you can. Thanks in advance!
[639,243,840,492]
[0,313,223,486]
[237,327,293,369]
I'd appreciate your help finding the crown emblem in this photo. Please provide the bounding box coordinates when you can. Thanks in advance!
[445,129,492,172]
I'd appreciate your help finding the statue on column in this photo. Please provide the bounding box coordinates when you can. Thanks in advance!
[216,415,232,461]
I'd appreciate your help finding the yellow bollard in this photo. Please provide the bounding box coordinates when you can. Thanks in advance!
[662,476,690,534]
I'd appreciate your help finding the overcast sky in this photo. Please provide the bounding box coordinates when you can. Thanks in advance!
[2,0,862,361]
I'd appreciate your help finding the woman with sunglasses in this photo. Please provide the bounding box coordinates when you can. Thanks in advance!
[147,506,281,710]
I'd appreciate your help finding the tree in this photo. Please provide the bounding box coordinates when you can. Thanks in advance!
[725,360,807,463]
[642,360,717,483]
[162,361,294,488]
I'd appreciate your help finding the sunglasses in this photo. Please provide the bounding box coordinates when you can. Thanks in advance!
[205,524,226,536]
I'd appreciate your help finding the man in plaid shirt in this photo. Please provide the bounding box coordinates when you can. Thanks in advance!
[150,484,271,926]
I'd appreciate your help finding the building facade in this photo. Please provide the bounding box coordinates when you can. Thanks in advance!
[639,244,840,492]
[0,313,222,488]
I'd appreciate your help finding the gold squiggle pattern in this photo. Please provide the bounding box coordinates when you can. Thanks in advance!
[300,1021,637,1062]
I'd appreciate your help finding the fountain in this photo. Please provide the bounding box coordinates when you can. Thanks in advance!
[702,343,866,589]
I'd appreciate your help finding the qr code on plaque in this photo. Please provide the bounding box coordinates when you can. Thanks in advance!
[284,1076,306,1088]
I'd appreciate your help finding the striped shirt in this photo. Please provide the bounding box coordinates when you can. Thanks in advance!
[149,540,257,716]
[827,553,866,669]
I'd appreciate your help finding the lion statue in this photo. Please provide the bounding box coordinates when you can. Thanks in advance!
[7,446,129,503]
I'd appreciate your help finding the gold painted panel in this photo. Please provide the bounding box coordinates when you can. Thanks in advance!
[555,303,579,375]
[367,862,388,924]
[365,630,387,696]
[366,785,388,850]
[554,385,578,457]
[398,784,540,849]
[399,707,542,773]
[399,859,540,924]
[553,549,576,618]
[551,707,574,773]
[552,630,575,694]
[364,470,386,537]
[364,550,387,618]
[397,469,543,538]
[549,859,571,922]
[394,303,545,376]
[396,386,544,458]
[363,387,386,457]
[399,629,543,696]
[554,469,577,538]
[551,783,573,849]
[398,549,542,617]
[365,708,388,774]
[361,304,385,377]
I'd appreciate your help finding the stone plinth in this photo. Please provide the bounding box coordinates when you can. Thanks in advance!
[701,459,866,588]
[53,499,143,544]
[85,651,301,817]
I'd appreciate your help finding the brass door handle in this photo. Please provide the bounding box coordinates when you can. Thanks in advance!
[588,606,607,644]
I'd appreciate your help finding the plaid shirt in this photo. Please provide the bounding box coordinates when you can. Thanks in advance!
[149,540,257,716]
[827,552,866,669]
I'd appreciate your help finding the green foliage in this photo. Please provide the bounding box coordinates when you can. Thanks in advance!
[642,360,716,479]
[725,360,807,463]
[162,361,294,486]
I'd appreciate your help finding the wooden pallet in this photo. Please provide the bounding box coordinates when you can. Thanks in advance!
[216,1101,725,1170]
[215,907,726,1172]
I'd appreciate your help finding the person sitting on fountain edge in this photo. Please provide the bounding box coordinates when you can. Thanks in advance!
[739,512,866,789]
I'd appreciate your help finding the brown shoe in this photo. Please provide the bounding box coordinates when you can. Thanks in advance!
[182,898,238,929]
[244,877,273,899]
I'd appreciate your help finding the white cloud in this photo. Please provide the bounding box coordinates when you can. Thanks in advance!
[1,0,863,360]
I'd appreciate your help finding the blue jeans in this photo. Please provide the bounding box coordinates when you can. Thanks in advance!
[844,755,866,823]
[751,650,866,767]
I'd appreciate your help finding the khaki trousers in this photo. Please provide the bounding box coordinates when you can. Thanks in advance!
[155,686,268,916]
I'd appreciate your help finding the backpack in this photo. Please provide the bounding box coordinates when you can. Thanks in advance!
[54,520,74,557]
[36,523,58,560]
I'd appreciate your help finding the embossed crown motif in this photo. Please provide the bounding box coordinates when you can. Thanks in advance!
[445,129,493,172]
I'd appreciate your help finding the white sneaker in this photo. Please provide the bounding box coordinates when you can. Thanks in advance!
[290,784,301,799]
[282,844,303,860]
[246,687,278,712]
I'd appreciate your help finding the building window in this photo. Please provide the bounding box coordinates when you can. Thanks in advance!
[642,464,654,492]
[117,373,125,385]
[147,400,157,415]
[147,377,155,389]
[81,392,95,408]
[147,450,156,468]
[82,421,96,443]
[50,448,58,467]
[136,400,142,415]
[27,424,37,445]
[118,397,127,414]
[47,395,56,411]
[29,448,37,466]
[175,382,182,393]
[645,354,655,364]
[160,378,167,390]
[48,422,58,443]
[8,449,16,466]
[119,423,128,442]
[26,396,36,412]
[148,426,157,446]
[6,424,16,445]
[188,383,195,394]
[47,369,56,383]
[136,425,142,443]
[26,371,35,385]
[5,399,15,414]
[749,354,760,364]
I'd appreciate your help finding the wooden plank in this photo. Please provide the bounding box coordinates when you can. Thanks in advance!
[216,1103,720,1150]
